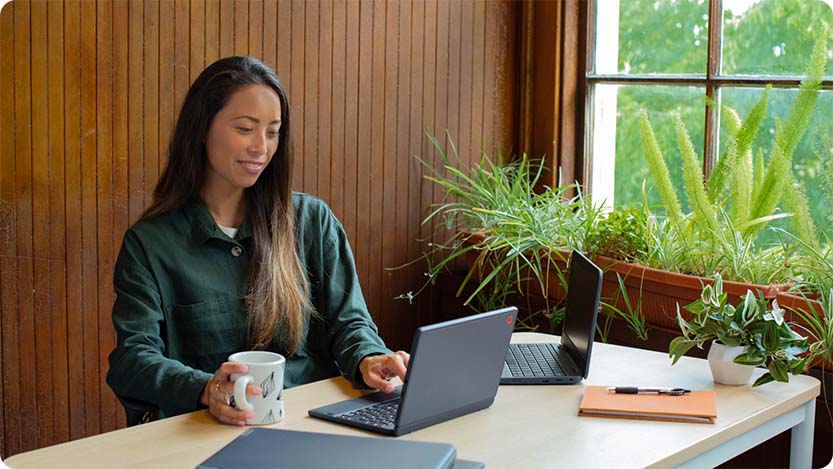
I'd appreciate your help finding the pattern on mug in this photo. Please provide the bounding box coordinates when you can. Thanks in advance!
[260,371,276,398]
[263,409,276,424]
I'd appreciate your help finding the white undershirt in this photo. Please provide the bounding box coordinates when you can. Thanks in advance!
[218,224,238,239]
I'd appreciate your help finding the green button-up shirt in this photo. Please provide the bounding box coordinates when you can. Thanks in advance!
[107,193,391,418]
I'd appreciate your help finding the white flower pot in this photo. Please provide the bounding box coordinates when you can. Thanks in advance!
[707,340,755,386]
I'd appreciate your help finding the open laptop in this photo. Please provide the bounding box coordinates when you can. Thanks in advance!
[501,250,602,384]
[309,307,517,436]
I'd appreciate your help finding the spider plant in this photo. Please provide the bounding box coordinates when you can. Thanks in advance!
[400,132,593,331]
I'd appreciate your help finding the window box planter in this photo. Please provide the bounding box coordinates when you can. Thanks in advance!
[593,255,789,333]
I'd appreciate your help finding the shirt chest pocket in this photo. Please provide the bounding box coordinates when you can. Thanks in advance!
[169,297,246,372]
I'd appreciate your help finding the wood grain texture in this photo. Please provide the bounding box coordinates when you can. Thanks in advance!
[46,0,70,444]
[0,0,521,456]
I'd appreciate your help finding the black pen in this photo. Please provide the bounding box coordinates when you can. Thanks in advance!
[607,387,690,396]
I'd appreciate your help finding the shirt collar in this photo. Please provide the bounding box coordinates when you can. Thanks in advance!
[186,200,253,244]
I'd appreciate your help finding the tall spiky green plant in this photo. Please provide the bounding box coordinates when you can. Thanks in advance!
[746,31,827,237]
[707,91,768,207]
[676,114,720,235]
[639,109,684,229]
[781,171,821,253]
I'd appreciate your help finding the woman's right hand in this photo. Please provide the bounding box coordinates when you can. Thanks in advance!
[200,361,262,426]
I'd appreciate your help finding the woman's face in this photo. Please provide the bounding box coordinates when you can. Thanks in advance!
[203,83,282,195]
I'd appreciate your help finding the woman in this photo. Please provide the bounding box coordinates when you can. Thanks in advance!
[107,56,408,426]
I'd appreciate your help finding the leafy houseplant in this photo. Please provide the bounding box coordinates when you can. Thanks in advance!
[669,274,810,387]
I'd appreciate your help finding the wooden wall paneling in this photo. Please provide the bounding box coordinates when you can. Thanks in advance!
[483,1,496,155]
[406,0,425,338]
[417,0,436,327]
[0,0,522,456]
[14,0,36,453]
[559,0,582,188]
[381,0,399,344]
[262,0,277,72]
[63,0,84,444]
[127,0,143,225]
[0,4,10,457]
[80,0,100,438]
[329,0,345,221]
[495,0,518,153]
[429,0,449,324]
[316,0,332,206]
[95,0,116,434]
[275,0,290,80]
[446,0,461,159]
[143,0,159,208]
[289,0,304,190]
[394,0,412,336]
[369,0,386,324]
[218,0,233,58]
[303,0,318,195]
[158,0,174,178]
[190,0,206,84]
[0,1,11,457]
[472,1,486,159]
[205,0,219,66]
[1,1,20,457]
[174,0,190,111]
[342,0,359,249]
[233,0,247,55]
[112,0,129,431]
[355,0,371,312]
[529,1,557,186]
[46,0,70,444]
[30,0,52,450]
[249,0,263,60]
[459,1,473,164]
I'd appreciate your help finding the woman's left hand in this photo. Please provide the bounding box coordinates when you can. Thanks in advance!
[359,351,410,393]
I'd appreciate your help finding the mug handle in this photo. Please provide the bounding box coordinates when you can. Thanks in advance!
[233,375,254,411]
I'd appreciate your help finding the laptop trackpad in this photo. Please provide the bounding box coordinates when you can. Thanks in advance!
[313,387,402,416]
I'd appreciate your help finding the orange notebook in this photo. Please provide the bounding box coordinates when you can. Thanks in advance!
[578,386,717,424]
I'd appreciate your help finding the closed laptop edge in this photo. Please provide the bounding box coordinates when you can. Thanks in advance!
[196,428,457,469]
[309,307,518,436]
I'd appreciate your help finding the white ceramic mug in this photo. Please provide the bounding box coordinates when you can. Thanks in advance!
[228,351,285,425]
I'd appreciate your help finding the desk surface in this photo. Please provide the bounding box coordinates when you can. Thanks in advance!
[5,333,820,468]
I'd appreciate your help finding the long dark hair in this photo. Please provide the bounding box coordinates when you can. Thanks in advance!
[143,56,311,353]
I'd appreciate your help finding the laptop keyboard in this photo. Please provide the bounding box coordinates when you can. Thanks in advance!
[506,343,570,377]
[339,399,399,429]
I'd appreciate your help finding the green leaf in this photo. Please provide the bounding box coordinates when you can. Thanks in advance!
[640,110,684,231]
[753,373,775,387]
[669,336,698,365]
[767,359,790,382]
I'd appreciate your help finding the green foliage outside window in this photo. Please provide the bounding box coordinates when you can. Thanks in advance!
[610,0,833,241]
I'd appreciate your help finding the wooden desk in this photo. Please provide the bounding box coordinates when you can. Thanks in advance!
[5,333,819,468]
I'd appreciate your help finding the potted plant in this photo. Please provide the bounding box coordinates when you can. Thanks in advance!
[614,32,828,333]
[404,132,594,331]
[668,274,810,387]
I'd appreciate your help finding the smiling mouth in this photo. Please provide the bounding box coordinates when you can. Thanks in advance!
[239,161,265,173]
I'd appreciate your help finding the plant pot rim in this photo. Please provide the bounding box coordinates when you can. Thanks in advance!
[593,254,789,298]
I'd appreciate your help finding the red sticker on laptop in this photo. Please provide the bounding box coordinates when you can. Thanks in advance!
[506,316,513,324]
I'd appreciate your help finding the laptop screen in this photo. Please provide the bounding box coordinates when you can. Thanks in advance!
[560,250,602,377]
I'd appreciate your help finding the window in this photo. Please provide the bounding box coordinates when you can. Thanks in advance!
[585,0,833,234]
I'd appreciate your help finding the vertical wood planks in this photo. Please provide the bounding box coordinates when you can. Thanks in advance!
[112,0,129,431]
[95,0,116,434]
[46,0,69,444]
[62,0,85,444]
[30,0,52,450]
[0,0,521,454]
